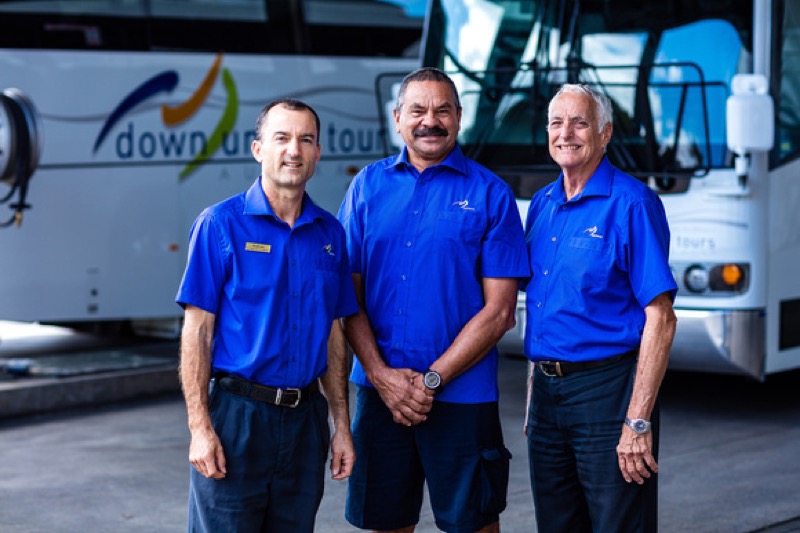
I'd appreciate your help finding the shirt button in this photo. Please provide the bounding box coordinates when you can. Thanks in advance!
[401,274,407,281]
[543,270,549,276]
[551,236,556,242]
[413,210,419,215]
[406,241,412,247]
[397,309,403,315]
[537,302,542,308]
[291,259,297,265]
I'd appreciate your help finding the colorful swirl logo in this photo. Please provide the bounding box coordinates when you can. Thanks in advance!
[92,53,238,180]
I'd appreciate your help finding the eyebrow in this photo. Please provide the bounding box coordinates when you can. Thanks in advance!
[273,130,317,140]
[550,114,589,121]
[408,102,454,111]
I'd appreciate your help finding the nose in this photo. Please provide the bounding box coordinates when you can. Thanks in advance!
[286,137,301,156]
[421,110,439,125]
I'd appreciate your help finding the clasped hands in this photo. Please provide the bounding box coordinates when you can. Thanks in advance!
[373,367,434,427]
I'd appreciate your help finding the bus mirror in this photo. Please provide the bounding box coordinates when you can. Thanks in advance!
[726,74,774,154]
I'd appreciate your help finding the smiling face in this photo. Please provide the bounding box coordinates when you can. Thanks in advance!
[394,80,461,171]
[251,104,321,193]
[547,90,612,179]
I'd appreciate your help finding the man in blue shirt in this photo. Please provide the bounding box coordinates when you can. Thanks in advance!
[338,68,530,533]
[176,99,359,532]
[523,84,678,532]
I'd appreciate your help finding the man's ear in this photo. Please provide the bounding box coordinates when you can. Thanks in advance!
[251,139,262,162]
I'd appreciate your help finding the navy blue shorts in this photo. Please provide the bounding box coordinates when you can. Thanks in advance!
[346,386,510,533]
[188,379,330,533]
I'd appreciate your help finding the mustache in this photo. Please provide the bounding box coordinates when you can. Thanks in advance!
[413,126,448,137]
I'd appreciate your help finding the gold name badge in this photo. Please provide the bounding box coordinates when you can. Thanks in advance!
[245,242,271,253]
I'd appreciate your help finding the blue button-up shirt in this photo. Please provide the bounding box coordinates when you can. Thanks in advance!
[523,158,677,362]
[176,178,358,388]
[338,145,530,403]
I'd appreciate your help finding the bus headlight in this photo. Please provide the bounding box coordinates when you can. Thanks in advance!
[673,262,750,295]
[684,265,709,293]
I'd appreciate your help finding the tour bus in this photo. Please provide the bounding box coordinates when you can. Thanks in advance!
[388,0,799,378]
[0,0,422,338]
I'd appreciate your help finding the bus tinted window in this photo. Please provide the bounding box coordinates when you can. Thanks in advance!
[779,0,800,164]
[302,0,423,57]
[0,0,422,56]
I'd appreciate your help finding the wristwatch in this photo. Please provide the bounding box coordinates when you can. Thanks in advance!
[423,369,443,393]
[625,417,652,434]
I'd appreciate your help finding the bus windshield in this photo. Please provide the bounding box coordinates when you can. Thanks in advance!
[420,0,751,187]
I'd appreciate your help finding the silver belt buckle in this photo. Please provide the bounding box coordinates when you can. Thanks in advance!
[276,387,302,408]
[538,361,563,377]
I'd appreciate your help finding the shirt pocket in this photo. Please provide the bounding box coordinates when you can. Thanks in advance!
[314,255,340,315]
[564,236,610,288]
[434,209,485,251]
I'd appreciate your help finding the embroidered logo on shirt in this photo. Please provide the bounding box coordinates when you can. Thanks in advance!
[323,244,336,256]
[583,226,604,239]
[452,199,476,211]
[245,242,271,253]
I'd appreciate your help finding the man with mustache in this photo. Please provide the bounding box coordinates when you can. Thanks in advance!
[337,68,530,533]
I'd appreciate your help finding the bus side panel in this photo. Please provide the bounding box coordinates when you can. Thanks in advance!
[0,50,414,323]
[766,158,800,374]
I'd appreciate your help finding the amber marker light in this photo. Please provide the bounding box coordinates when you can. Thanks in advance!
[721,264,742,286]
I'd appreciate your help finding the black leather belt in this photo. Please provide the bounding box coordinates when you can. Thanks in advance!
[537,350,638,377]
[217,375,319,408]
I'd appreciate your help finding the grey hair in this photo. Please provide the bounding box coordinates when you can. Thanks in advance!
[548,84,613,132]
[395,67,461,112]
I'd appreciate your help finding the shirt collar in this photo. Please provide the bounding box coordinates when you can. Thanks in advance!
[243,177,323,226]
[547,157,614,203]
[389,144,469,178]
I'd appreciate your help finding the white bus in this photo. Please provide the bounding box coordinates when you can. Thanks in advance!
[401,0,800,379]
[0,0,422,337]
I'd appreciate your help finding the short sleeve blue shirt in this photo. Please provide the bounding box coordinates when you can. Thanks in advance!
[523,158,677,362]
[176,178,358,388]
[338,145,530,403]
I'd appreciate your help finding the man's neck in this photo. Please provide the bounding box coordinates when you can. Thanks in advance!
[263,183,304,228]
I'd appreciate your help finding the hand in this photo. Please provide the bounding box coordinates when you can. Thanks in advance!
[189,427,227,479]
[372,367,434,426]
[329,427,356,480]
[616,425,658,484]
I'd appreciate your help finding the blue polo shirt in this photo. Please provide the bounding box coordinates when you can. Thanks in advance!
[176,178,358,389]
[522,158,677,362]
[338,145,530,403]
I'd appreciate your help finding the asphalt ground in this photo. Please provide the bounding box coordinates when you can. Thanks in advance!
[1,324,800,532]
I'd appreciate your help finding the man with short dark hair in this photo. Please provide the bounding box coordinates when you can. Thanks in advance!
[177,98,358,532]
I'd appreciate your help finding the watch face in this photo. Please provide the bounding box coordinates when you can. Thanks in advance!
[424,371,441,389]
[627,418,651,433]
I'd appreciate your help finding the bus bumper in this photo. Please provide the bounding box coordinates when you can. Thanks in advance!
[498,298,766,380]
[669,309,765,379]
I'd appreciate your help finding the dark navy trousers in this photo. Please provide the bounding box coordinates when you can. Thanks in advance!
[527,356,659,533]
[188,380,330,533]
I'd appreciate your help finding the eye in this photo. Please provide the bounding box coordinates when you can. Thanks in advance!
[576,121,590,129]
[547,121,562,130]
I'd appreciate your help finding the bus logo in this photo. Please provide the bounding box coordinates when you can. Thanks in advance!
[92,53,238,180]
